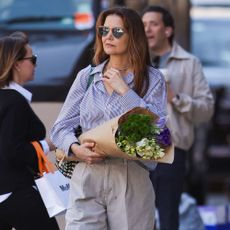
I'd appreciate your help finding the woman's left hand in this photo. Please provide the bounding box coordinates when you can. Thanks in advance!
[103,67,129,95]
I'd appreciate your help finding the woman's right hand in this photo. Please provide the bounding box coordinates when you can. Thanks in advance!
[71,142,105,164]
[103,68,129,95]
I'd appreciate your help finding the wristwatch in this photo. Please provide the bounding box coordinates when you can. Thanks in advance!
[73,141,80,146]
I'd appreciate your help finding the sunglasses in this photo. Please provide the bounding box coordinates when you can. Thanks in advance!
[98,26,125,39]
[20,54,37,65]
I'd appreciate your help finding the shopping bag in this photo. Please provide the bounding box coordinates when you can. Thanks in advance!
[35,170,70,217]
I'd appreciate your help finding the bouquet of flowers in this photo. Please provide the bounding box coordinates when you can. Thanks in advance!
[79,107,174,163]
[115,113,171,160]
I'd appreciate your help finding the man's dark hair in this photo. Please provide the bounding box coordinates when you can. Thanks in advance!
[142,5,175,45]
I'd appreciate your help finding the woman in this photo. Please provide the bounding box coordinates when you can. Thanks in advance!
[51,7,167,230]
[0,32,59,230]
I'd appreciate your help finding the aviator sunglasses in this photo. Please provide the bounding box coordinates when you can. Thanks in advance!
[98,26,125,39]
[20,54,37,65]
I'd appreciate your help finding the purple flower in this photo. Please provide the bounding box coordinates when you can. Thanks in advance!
[156,127,172,146]
[155,116,167,129]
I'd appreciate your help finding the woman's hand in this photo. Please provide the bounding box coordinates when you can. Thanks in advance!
[45,137,56,151]
[103,67,129,95]
[71,142,105,164]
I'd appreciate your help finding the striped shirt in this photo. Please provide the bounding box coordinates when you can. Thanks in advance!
[50,61,167,155]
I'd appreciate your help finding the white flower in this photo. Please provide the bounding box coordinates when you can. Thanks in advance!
[136,138,165,160]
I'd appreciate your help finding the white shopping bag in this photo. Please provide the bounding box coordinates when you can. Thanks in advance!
[35,170,70,217]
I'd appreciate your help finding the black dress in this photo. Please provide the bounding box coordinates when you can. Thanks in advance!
[0,89,59,230]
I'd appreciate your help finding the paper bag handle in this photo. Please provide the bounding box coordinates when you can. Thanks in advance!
[31,141,55,176]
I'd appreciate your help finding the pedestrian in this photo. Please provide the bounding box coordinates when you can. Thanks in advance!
[51,7,167,230]
[0,31,59,230]
[142,6,214,230]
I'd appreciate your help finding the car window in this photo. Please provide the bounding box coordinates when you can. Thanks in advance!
[191,6,230,87]
[192,18,230,68]
[191,8,230,68]
[0,0,109,101]
[0,0,94,30]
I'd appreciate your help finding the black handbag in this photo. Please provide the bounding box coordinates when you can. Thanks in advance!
[55,157,76,179]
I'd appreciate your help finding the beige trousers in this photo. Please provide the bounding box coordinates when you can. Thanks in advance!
[65,158,155,230]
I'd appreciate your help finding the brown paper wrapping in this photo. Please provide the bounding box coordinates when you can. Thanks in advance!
[79,107,174,164]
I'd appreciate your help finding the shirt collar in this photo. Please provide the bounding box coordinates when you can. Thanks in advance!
[90,60,108,78]
[169,41,191,60]
[3,82,32,102]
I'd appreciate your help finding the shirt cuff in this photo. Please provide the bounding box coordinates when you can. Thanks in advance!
[39,140,49,155]
[63,135,80,156]
[68,142,80,157]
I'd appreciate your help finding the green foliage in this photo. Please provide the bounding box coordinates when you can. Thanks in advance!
[117,114,160,144]
[115,113,165,160]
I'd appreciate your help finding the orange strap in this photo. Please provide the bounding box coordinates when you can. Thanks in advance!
[31,141,55,176]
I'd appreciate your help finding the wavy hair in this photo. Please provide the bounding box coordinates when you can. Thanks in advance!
[0,32,28,88]
[93,7,151,97]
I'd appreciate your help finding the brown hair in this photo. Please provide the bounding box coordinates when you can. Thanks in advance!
[93,7,151,97]
[0,32,28,88]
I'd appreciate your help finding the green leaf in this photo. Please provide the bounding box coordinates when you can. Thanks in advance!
[118,114,159,143]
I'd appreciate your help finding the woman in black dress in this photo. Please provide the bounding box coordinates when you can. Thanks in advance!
[0,32,59,230]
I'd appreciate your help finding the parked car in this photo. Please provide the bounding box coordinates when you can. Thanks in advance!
[0,0,109,101]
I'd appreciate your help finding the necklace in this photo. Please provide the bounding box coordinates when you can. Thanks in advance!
[106,65,130,72]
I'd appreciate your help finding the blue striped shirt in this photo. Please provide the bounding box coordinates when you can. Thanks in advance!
[50,61,167,155]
